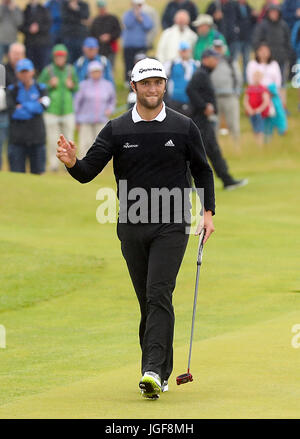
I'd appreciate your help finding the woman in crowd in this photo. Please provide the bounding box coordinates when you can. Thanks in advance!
[74,60,116,158]
[246,43,287,136]
[246,42,282,88]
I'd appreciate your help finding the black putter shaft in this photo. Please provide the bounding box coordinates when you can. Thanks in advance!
[187,228,205,374]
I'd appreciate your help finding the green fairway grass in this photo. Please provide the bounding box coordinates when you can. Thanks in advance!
[0,310,299,419]
[0,109,300,417]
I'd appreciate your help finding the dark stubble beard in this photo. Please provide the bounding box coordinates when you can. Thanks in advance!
[137,92,165,110]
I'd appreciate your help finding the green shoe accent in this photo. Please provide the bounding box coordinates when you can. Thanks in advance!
[139,375,161,399]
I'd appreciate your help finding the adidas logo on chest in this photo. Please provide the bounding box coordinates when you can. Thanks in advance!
[164,139,175,147]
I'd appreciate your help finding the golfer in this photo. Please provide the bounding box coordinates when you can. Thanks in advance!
[56,58,215,399]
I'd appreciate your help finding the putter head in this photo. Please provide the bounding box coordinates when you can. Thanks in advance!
[176,372,193,385]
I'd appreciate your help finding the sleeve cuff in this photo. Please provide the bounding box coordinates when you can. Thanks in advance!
[65,158,80,175]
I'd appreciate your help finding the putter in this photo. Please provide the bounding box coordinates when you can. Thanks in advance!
[176,228,205,385]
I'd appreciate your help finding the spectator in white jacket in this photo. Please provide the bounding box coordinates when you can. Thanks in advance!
[156,9,197,63]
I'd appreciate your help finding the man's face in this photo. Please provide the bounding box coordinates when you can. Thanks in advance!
[203,56,219,70]
[174,11,190,28]
[9,47,25,66]
[83,46,98,59]
[132,1,143,9]
[180,48,192,61]
[132,77,166,110]
[197,24,210,36]
[17,69,35,84]
[213,45,224,55]
[268,9,280,22]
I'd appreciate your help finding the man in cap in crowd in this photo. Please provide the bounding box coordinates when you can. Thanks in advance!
[192,14,228,61]
[74,36,114,84]
[90,0,122,69]
[164,40,199,117]
[187,49,248,189]
[6,58,50,174]
[210,38,242,144]
[56,57,215,399]
[38,44,78,171]
[206,0,240,55]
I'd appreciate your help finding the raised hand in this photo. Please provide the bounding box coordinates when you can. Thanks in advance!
[56,134,77,168]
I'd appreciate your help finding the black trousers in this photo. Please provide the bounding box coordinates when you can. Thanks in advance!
[117,221,189,381]
[196,120,234,186]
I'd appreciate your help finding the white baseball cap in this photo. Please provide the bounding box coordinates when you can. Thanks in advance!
[131,58,167,82]
[192,14,213,27]
[88,60,103,73]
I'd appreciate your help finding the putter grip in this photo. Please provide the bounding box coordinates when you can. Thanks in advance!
[197,229,205,266]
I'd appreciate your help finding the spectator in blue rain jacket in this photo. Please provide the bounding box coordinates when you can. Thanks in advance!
[6,58,50,174]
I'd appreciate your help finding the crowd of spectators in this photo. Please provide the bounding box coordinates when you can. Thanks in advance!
[0,0,299,174]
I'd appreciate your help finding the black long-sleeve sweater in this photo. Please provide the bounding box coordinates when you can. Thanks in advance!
[67,107,215,222]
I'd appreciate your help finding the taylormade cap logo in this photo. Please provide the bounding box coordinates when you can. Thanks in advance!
[131,58,167,82]
[138,67,163,74]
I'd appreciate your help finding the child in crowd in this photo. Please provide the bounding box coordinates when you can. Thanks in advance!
[264,82,287,137]
[244,70,272,144]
